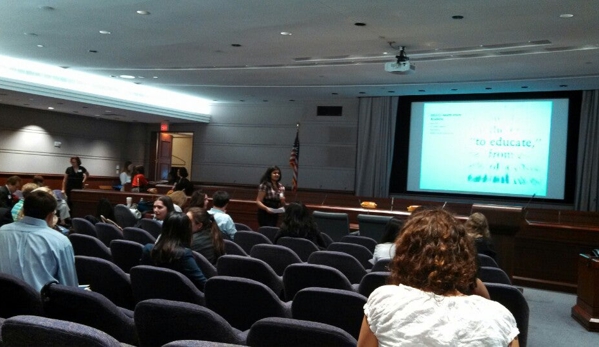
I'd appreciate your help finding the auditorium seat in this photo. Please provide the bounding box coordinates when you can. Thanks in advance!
[277,237,319,262]
[327,242,374,269]
[250,244,303,276]
[308,250,368,284]
[312,211,350,242]
[357,214,393,242]
[130,265,205,306]
[282,263,356,301]
[0,272,44,318]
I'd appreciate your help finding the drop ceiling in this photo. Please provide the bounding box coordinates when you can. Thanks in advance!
[0,0,598,123]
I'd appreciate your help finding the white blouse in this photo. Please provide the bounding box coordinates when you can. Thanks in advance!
[364,284,519,347]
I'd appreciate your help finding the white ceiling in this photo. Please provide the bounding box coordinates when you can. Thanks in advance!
[0,0,598,123]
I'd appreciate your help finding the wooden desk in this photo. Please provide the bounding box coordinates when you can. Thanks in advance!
[572,254,599,331]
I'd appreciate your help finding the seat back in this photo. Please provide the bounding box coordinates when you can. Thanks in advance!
[292,287,366,339]
[130,265,205,306]
[216,255,283,298]
[134,299,246,347]
[478,253,499,268]
[75,255,134,310]
[71,217,98,237]
[479,266,512,285]
[277,236,319,262]
[94,222,124,247]
[204,276,291,331]
[113,204,138,228]
[312,211,350,242]
[192,251,218,279]
[223,239,248,256]
[109,239,143,273]
[138,218,163,238]
[246,317,357,347]
[233,230,272,254]
[327,242,374,269]
[339,234,377,253]
[123,227,156,245]
[358,271,390,298]
[40,282,137,345]
[0,272,44,318]
[250,244,303,276]
[1,315,122,347]
[256,226,279,242]
[308,251,367,284]
[357,214,393,242]
[234,222,253,231]
[282,263,354,301]
[486,283,530,347]
[371,258,391,272]
[69,234,112,261]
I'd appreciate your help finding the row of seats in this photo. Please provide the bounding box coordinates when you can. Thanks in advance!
[0,312,358,347]
[0,272,362,346]
[236,211,392,243]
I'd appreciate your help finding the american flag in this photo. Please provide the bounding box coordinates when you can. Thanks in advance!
[289,129,300,191]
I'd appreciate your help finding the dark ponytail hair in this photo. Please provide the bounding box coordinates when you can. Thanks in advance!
[187,207,225,260]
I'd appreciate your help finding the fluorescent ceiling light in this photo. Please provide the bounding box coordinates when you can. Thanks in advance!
[0,55,211,122]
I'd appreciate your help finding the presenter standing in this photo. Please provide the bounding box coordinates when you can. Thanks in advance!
[255,166,286,227]
[62,156,88,209]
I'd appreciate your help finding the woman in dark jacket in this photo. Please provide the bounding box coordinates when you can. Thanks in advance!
[141,212,207,290]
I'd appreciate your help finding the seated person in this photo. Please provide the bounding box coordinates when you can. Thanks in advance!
[188,190,209,209]
[274,202,328,249]
[11,183,38,221]
[140,212,207,290]
[465,212,497,260]
[168,190,188,212]
[173,167,194,196]
[370,217,403,264]
[187,207,225,265]
[0,190,78,291]
[131,166,149,193]
[358,208,519,347]
[208,191,237,240]
[152,196,176,225]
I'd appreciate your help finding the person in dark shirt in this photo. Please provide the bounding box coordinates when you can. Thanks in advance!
[274,202,327,249]
[140,212,207,290]
[173,167,194,196]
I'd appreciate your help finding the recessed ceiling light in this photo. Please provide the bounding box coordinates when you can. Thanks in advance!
[289,99,295,102]
[451,88,458,91]
[152,76,158,79]
[47,107,54,110]
[137,76,145,79]
[452,15,464,20]
[36,44,44,48]
[359,92,366,94]
[354,22,366,26]
[383,52,389,55]
[332,93,338,95]
[88,50,98,53]
[388,91,395,93]
[485,87,492,90]
[521,86,528,89]
[280,31,292,36]
[560,14,574,18]
[418,90,426,92]
[136,10,151,15]
[119,75,136,79]
[231,44,242,47]
[99,30,111,35]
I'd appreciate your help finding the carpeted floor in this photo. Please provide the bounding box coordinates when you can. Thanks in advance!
[523,286,599,346]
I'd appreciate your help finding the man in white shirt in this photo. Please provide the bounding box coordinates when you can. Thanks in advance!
[208,190,237,240]
[0,190,78,291]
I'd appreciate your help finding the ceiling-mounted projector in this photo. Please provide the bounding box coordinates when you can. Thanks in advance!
[384,61,415,74]
[385,46,415,74]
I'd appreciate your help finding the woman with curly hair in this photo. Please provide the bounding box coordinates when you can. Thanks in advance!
[358,208,519,347]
